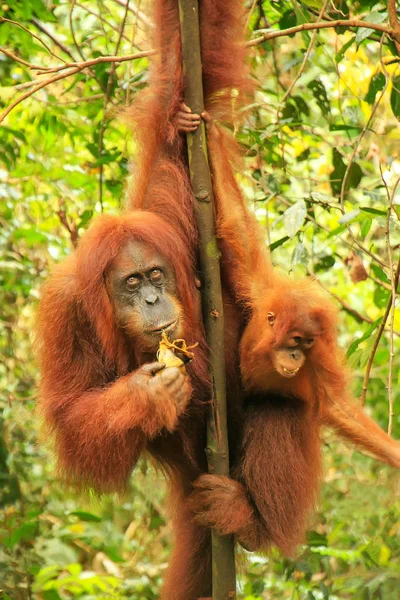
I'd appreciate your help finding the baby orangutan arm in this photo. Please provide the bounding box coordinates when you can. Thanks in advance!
[321,397,400,468]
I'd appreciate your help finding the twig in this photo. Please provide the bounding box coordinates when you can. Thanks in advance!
[361,254,400,407]
[114,0,154,28]
[71,3,132,44]
[31,17,77,60]
[280,0,330,106]
[0,17,66,62]
[323,288,400,336]
[0,48,51,70]
[97,0,130,211]
[0,50,154,124]
[57,201,79,248]
[382,173,400,434]
[339,35,390,272]
[35,49,155,75]
[69,0,86,61]
[245,0,258,30]
[246,18,399,47]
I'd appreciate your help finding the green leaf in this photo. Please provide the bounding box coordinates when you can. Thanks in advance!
[360,217,372,239]
[77,210,93,229]
[339,209,360,224]
[70,510,102,522]
[269,236,289,252]
[283,200,307,238]
[373,286,390,309]
[314,255,335,272]
[292,242,309,266]
[355,11,387,45]
[360,206,386,216]
[308,79,330,117]
[327,224,346,238]
[330,149,363,196]
[329,123,361,132]
[13,228,49,245]
[365,72,386,104]
[346,318,382,357]
[4,522,36,548]
[41,591,62,600]
[335,36,355,63]
[371,264,390,284]
[279,10,297,36]
[390,76,400,120]
[307,530,328,547]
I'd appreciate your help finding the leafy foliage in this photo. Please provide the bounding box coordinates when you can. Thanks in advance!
[0,0,400,597]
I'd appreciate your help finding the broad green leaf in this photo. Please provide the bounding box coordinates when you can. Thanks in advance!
[355,11,387,45]
[335,37,355,63]
[269,236,289,252]
[338,209,360,224]
[346,318,382,357]
[283,200,307,237]
[314,254,335,272]
[390,76,400,120]
[69,510,102,522]
[365,72,386,104]
[308,79,330,116]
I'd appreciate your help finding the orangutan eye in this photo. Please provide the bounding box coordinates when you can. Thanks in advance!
[303,338,315,349]
[126,275,141,291]
[149,268,164,284]
[287,336,301,348]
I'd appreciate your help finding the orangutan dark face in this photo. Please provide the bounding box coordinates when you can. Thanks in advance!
[107,240,184,351]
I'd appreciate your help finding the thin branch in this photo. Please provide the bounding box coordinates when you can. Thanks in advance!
[246,18,398,47]
[280,0,330,106]
[71,3,132,44]
[57,201,79,248]
[245,0,258,30]
[0,17,66,62]
[339,36,390,272]
[0,48,51,70]
[97,0,130,211]
[322,287,400,336]
[361,255,400,407]
[35,49,154,75]
[113,0,154,28]
[31,17,77,60]
[69,0,86,61]
[382,173,400,434]
[0,50,154,124]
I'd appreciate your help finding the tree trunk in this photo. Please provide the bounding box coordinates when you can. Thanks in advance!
[177,1,236,598]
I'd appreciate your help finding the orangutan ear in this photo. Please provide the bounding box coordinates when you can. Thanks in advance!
[267,312,276,326]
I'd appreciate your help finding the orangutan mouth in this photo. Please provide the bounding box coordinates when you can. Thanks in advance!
[282,367,300,378]
[148,320,178,335]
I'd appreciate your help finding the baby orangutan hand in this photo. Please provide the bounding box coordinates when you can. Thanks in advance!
[189,474,254,537]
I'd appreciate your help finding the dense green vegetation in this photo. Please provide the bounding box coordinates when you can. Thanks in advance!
[0,0,399,598]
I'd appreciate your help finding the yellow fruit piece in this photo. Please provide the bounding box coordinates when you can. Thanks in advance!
[157,331,198,373]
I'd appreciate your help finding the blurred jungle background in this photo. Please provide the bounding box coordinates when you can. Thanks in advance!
[1,0,400,598]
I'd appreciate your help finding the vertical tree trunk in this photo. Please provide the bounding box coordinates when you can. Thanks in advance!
[177,1,236,598]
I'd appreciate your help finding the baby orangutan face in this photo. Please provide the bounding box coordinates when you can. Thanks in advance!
[106,240,184,352]
[267,311,316,378]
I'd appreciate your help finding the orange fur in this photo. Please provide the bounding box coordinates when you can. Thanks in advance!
[38,1,254,598]
[191,274,400,557]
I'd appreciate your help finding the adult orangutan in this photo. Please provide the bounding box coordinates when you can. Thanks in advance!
[37,1,252,599]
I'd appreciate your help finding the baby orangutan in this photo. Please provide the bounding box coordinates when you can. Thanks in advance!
[190,276,400,556]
